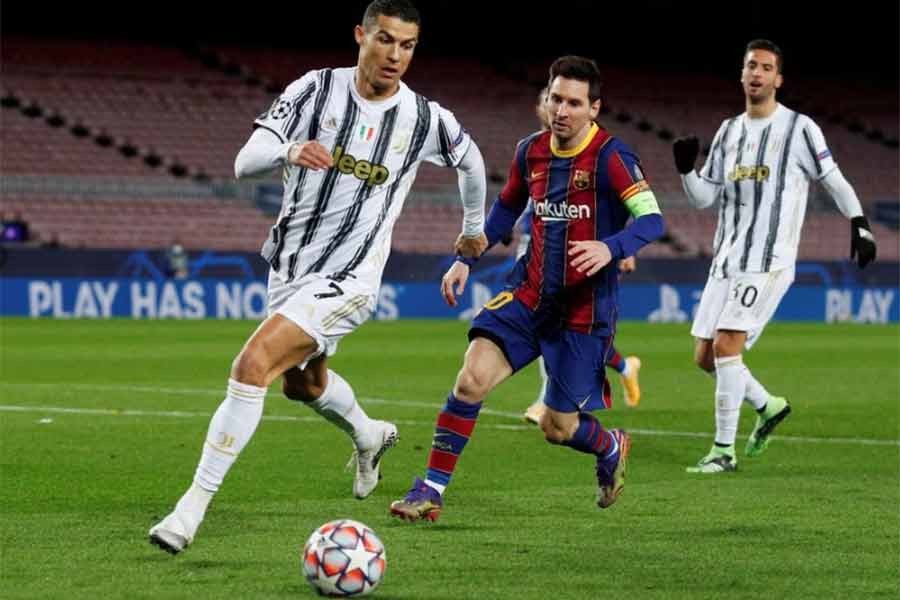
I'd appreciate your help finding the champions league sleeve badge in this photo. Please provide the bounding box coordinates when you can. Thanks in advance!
[269,98,292,120]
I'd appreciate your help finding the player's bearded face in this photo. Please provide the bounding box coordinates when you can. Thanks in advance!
[741,49,782,103]
[355,15,418,95]
[546,77,599,143]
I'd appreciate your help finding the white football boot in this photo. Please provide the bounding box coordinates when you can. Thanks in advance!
[346,421,399,499]
[148,511,198,555]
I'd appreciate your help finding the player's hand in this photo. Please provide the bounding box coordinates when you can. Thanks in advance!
[287,141,334,170]
[455,233,488,258]
[672,135,700,175]
[619,255,637,273]
[441,261,470,307]
[850,216,877,268]
[568,240,612,276]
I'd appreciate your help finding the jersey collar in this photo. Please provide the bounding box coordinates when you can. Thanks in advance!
[551,122,599,158]
[349,67,405,111]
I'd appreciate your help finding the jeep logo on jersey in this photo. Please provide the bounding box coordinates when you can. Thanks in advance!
[534,198,591,221]
[332,145,389,186]
[729,165,770,182]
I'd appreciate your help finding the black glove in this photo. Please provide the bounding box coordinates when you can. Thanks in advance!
[850,216,876,269]
[500,232,513,247]
[672,135,700,175]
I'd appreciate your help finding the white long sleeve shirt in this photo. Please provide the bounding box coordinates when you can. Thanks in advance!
[681,103,863,277]
[235,66,486,286]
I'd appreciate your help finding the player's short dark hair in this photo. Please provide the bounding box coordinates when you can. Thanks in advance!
[548,55,603,103]
[363,0,421,29]
[745,39,783,73]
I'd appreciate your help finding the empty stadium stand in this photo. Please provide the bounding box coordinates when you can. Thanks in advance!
[2,38,896,257]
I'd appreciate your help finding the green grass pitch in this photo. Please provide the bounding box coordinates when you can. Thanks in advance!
[1,318,897,599]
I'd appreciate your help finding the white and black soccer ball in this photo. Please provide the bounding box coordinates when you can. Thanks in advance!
[302,519,387,597]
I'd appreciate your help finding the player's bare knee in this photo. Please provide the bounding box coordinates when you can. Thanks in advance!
[713,335,742,359]
[538,413,568,444]
[453,366,490,403]
[541,424,568,445]
[231,349,268,387]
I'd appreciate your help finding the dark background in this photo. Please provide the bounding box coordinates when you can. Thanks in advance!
[3,0,898,86]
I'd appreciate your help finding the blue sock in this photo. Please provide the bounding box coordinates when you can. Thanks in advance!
[564,413,616,458]
[425,393,482,489]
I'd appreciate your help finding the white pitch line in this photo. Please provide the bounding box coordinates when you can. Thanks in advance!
[0,382,897,447]
[0,404,528,431]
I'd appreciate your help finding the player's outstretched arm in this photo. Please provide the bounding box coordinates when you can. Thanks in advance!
[455,233,488,258]
[455,138,531,266]
[673,135,723,209]
[440,261,470,307]
[820,167,877,268]
[454,143,488,258]
[234,128,297,179]
[680,171,721,209]
[234,129,334,179]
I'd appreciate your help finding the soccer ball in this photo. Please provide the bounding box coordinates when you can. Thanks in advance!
[302,519,387,597]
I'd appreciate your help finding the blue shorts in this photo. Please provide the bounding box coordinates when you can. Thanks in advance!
[469,294,611,413]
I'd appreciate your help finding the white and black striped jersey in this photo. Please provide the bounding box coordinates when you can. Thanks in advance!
[254,67,472,288]
[699,103,836,276]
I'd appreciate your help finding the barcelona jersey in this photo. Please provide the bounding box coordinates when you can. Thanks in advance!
[498,123,656,335]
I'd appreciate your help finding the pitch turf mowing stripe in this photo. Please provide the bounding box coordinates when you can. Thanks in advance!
[1,391,898,448]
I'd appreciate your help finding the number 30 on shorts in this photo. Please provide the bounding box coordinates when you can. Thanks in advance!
[732,283,758,307]
[484,291,514,310]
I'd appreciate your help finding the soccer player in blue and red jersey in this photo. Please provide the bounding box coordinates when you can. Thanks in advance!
[390,56,665,521]
[519,87,643,424]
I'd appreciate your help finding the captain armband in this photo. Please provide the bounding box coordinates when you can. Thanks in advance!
[623,190,661,218]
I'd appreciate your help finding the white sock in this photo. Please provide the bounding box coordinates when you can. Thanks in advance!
[742,365,770,411]
[193,378,266,497]
[713,355,745,447]
[424,480,446,495]
[536,357,548,404]
[308,369,375,450]
[174,483,213,528]
[707,368,766,410]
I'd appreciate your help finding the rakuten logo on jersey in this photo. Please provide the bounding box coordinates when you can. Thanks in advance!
[533,199,591,221]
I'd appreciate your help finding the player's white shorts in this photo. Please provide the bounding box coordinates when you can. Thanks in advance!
[691,266,795,349]
[267,270,376,368]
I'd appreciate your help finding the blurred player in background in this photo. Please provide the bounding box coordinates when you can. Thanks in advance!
[672,39,877,474]
[149,0,488,554]
[520,86,641,425]
[390,56,664,521]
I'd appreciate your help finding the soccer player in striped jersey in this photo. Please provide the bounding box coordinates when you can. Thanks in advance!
[149,0,488,554]
[390,56,665,521]
[520,87,642,425]
[672,39,877,474]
